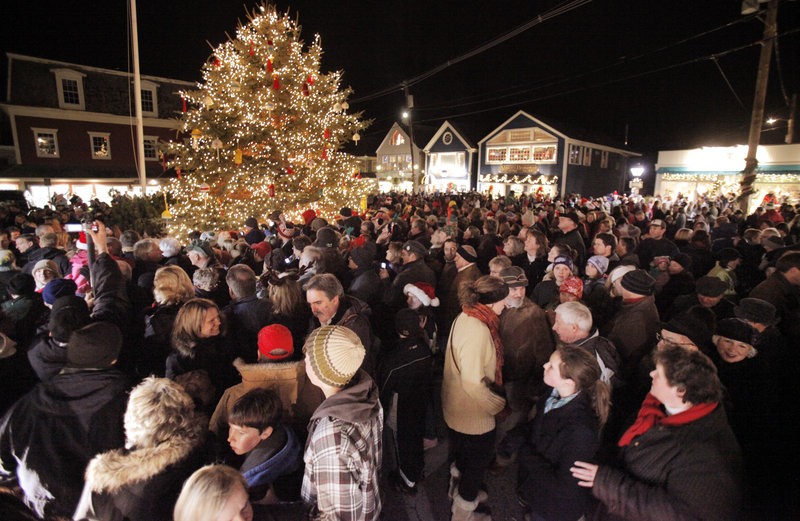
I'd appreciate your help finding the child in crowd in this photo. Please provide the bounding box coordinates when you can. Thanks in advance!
[649,255,671,291]
[227,387,304,503]
[583,255,609,299]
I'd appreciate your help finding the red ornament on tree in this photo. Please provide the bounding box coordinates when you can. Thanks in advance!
[181,96,186,113]
[267,58,273,72]
[212,57,221,67]
[273,75,280,90]
[308,75,314,85]
[302,83,309,96]
[176,168,181,179]
[249,41,254,56]
[324,128,331,139]
[321,149,328,160]
[287,167,294,175]
[268,184,275,197]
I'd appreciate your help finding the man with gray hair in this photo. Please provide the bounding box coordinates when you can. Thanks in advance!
[222,265,273,363]
[22,232,69,277]
[552,301,622,387]
[305,273,374,375]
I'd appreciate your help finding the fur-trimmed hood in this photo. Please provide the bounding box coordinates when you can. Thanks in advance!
[84,418,205,493]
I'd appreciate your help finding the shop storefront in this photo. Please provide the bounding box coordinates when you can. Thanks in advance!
[479,173,559,198]
[655,144,800,212]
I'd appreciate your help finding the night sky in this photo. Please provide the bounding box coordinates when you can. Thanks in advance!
[3,0,799,160]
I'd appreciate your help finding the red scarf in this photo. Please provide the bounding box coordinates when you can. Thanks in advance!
[462,303,504,385]
[618,393,718,447]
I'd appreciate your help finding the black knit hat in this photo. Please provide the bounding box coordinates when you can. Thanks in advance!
[66,321,122,368]
[49,296,91,343]
[716,247,742,264]
[314,228,338,248]
[402,240,427,258]
[696,276,728,297]
[620,269,656,296]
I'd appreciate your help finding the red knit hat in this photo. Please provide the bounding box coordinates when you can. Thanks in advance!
[403,282,439,307]
[559,276,584,299]
[258,324,294,361]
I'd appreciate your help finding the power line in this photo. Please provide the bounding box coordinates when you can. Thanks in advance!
[349,0,593,104]
[413,27,800,124]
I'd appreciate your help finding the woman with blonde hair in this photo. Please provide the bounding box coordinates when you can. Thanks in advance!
[166,298,233,401]
[135,266,195,377]
[174,464,252,521]
[514,345,611,521]
[74,378,205,521]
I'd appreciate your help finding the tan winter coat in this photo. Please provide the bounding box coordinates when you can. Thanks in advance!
[209,357,324,437]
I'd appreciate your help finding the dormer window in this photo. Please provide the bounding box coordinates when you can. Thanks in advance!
[391,131,406,146]
[51,68,86,110]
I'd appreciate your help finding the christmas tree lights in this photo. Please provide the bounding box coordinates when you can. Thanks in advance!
[165,2,371,239]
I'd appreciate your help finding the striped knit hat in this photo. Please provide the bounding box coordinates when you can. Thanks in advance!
[303,325,365,387]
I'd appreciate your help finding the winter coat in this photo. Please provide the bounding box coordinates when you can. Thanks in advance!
[593,406,742,521]
[210,358,323,437]
[558,228,587,272]
[135,303,181,378]
[499,298,554,382]
[383,258,436,311]
[241,425,303,501]
[302,370,383,521]
[22,246,70,277]
[670,293,735,323]
[635,237,678,270]
[477,234,503,273]
[607,296,659,380]
[0,337,37,416]
[27,334,68,381]
[574,331,623,388]
[0,369,129,518]
[222,295,274,363]
[0,293,47,346]
[442,313,506,435]
[166,334,237,401]
[440,263,481,332]
[749,271,800,339]
[522,256,550,296]
[518,391,600,521]
[73,415,206,521]
[309,295,374,375]
[67,249,92,295]
[655,270,695,316]
[347,266,382,309]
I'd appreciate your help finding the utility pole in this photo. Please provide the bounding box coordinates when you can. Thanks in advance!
[787,93,796,144]
[739,0,778,213]
[130,0,147,196]
[403,82,418,194]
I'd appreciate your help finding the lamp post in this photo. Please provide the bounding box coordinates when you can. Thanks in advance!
[402,82,418,193]
[629,165,644,196]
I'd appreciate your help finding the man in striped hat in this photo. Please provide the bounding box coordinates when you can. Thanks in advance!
[301,325,383,521]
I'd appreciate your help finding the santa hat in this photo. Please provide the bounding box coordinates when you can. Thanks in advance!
[403,282,439,307]
[76,232,88,250]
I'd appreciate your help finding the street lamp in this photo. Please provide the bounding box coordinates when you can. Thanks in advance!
[629,165,644,195]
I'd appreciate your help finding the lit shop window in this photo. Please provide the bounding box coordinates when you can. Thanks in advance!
[487,147,507,163]
[533,146,556,162]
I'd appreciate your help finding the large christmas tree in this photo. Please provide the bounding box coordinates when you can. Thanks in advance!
[165,2,370,238]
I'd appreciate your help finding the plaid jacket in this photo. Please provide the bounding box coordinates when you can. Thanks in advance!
[302,373,383,521]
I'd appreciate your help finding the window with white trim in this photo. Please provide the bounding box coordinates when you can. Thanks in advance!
[487,147,507,163]
[583,147,592,166]
[430,152,465,175]
[143,136,158,160]
[509,146,531,162]
[533,146,556,162]
[509,129,532,142]
[568,144,582,165]
[88,132,111,160]
[139,80,159,116]
[32,128,59,158]
[51,68,86,110]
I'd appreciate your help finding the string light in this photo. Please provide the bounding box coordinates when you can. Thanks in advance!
[479,174,558,185]
[164,1,370,239]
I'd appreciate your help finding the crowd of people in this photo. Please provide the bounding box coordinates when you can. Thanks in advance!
[0,190,798,521]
